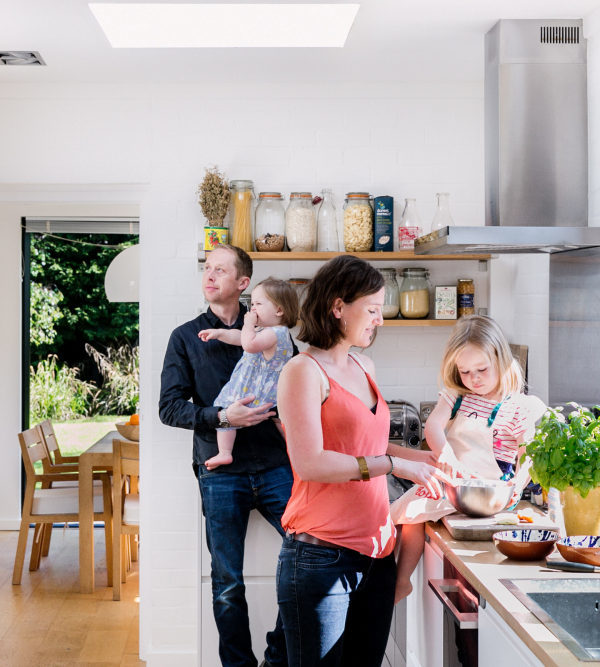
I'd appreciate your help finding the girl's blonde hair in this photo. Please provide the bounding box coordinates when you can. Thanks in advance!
[255,277,299,329]
[441,315,523,398]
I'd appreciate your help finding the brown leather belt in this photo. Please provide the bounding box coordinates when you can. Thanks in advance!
[286,530,345,551]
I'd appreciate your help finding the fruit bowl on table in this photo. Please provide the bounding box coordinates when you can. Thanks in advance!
[556,536,600,566]
[115,422,139,441]
[493,529,560,561]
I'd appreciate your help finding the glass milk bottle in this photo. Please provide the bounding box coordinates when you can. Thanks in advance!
[316,189,339,252]
[398,198,423,249]
[431,192,455,233]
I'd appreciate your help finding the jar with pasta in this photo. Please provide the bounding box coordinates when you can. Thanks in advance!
[343,192,373,252]
[398,267,431,319]
[230,180,255,252]
[457,278,475,317]
[285,192,316,252]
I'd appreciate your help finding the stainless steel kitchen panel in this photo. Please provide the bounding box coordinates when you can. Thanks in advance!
[486,19,587,229]
[414,226,600,255]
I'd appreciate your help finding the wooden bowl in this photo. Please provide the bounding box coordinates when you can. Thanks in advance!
[493,529,560,561]
[556,536,600,566]
[115,422,139,441]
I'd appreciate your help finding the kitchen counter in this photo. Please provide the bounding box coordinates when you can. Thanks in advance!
[425,521,600,666]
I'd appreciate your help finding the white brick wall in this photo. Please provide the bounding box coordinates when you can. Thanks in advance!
[0,74,559,664]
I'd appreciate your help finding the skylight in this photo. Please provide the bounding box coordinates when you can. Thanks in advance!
[89,3,359,48]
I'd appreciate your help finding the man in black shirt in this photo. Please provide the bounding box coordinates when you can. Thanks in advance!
[159,244,292,667]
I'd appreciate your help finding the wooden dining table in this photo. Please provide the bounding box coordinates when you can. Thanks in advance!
[79,429,138,593]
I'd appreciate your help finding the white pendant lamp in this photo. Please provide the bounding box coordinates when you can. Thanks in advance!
[104,244,139,302]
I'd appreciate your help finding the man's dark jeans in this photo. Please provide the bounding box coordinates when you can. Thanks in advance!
[197,463,293,667]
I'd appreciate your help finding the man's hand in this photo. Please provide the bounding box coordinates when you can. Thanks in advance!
[226,395,275,427]
[198,329,222,342]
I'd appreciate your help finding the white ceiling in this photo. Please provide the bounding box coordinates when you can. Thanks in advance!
[3,0,600,84]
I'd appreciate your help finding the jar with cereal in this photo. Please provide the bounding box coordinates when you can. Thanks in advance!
[343,192,373,252]
[285,192,317,252]
[255,192,285,252]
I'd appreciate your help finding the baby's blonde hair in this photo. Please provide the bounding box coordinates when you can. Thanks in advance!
[440,315,523,398]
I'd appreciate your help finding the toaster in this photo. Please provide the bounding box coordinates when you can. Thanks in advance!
[387,400,422,448]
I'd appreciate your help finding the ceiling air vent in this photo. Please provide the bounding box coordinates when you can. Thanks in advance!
[0,51,46,66]
[540,26,580,44]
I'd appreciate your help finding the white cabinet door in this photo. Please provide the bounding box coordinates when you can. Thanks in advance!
[405,539,444,667]
[478,604,543,667]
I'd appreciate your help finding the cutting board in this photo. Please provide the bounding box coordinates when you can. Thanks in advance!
[442,510,558,541]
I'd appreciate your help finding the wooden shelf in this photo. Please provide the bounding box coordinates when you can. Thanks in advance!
[245,251,491,261]
[381,319,456,327]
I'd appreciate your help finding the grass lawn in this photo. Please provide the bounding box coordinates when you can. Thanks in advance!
[53,415,129,457]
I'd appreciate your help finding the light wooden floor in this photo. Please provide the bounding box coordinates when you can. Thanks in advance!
[0,527,144,666]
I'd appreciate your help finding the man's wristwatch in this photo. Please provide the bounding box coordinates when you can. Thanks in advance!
[217,408,231,429]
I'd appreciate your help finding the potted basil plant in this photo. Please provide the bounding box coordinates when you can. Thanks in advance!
[522,403,600,535]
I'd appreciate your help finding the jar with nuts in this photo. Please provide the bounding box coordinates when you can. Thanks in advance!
[255,192,286,252]
[343,192,373,252]
[285,192,317,252]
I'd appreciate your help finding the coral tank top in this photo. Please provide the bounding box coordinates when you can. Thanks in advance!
[281,353,396,558]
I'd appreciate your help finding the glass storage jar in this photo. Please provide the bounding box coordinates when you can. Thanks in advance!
[316,188,339,251]
[457,278,475,317]
[380,268,400,319]
[285,192,316,252]
[230,179,255,252]
[343,192,373,251]
[255,192,285,252]
[288,278,310,310]
[399,267,431,319]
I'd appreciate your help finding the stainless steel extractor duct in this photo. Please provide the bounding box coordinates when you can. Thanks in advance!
[415,18,600,255]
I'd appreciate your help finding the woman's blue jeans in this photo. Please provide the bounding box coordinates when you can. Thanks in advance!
[197,463,293,667]
[277,534,396,667]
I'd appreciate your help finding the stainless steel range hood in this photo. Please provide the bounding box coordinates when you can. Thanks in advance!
[415,19,600,256]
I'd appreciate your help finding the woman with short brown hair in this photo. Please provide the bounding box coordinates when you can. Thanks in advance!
[276,255,445,667]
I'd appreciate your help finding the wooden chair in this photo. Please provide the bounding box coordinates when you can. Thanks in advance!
[112,438,140,601]
[13,425,112,586]
[36,419,106,561]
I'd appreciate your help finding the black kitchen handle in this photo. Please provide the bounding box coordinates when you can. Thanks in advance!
[545,559,600,573]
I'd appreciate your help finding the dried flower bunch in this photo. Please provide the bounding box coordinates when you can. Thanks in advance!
[197,166,230,225]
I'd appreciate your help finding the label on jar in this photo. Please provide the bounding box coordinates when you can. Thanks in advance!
[374,196,393,251]
[458,293,474,309]
[204,226,228,250]
[399,226,421,249]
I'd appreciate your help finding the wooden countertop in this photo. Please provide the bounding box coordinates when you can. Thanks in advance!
[425,521,599,666]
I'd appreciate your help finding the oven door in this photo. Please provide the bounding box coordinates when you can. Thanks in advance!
[428,558,480,666]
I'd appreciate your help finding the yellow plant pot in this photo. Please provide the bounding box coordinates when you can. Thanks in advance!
[562,486,600,536]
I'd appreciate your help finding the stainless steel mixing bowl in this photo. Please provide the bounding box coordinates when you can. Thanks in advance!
[443,479,514,517]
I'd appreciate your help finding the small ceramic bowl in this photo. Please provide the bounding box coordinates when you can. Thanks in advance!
[556,536,600,566]
[115,422,139,441]
[493,529,560,561]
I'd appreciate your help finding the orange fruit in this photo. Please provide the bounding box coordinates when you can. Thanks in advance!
[130,414,140,425]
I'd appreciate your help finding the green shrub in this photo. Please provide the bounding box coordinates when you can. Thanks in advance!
[30,355,97,423]
[86,343,139,415]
